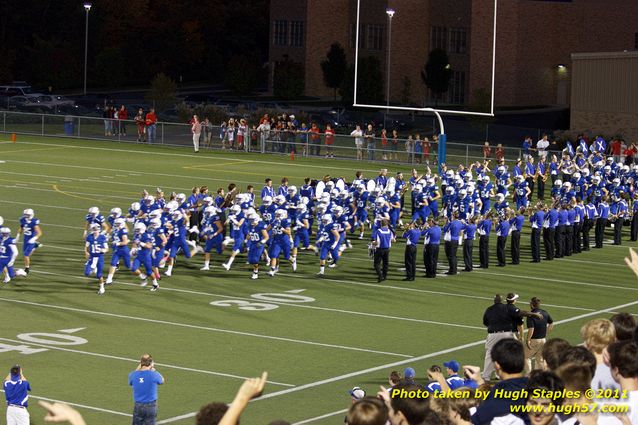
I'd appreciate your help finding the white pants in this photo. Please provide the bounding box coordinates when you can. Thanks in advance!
[193,133,200,152]
[482,331,516,380]
[7,405,30,425]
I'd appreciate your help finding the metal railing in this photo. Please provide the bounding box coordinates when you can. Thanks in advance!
[0,110,549,167]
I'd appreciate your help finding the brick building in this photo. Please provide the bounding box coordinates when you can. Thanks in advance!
[269,0,638,108]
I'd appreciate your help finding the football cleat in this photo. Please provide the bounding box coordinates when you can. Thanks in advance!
[164,270,172,277]
[200,265,210,271]
[222,262,231,271]
[15,269,27,277]
[150,285,159,292]
[98,285,105,295]
[251,273,258,280]
[140,279,148,287]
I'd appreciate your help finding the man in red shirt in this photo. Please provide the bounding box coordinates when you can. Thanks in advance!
[309,123,321,156]
[118,105,128,137]
[610,138,622,163]
[145,108,157,144]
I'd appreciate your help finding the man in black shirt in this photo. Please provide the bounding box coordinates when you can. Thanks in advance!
[525,297,553,373]
[482,293,542,380]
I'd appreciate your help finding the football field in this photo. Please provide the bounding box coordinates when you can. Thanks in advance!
[0,136,637,425]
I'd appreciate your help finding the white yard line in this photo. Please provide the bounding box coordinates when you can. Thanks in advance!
[291,409,349,425]
[0,297,412,358]
[472,270,638,292]
[0,337,294,387]
[0,389,132,417]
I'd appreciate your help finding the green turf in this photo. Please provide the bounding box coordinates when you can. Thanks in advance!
[0,135,636,425]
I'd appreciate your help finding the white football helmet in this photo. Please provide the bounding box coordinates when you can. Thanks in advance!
[176,193,186,203]
[274,195,286,205]
[288,186,297,196]
[134,222,147,234]
[230,204,241,214]
[88,206,100,216]
[321,214,332,224]
[130,202,141,212]
[144,195,155,205]
[496,193,505,202]
[22,209,34,220]
[109,207,122,218]
[148,218,162,230]
[149,209,162,220]
[203,196,214,206]
[554,179,562,187]
[114,218,126,229]
[262,196,273,206]
[0,227,10,238]
[296,203,307,213]
[204,206,218,216]
[171,211,183,221]
[333,206,344,217]
[248,213,261,224]
[375,197,386,208]
[445,186,455,195]
[275,209,287,219]
[459,189,467,199]
[164,201,178,212]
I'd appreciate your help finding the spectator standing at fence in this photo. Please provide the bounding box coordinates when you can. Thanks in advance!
[324,123,335,158]
[237,118,247,151]
[145,108,157,144]
[405,135,414,163]
[227,118,236,150]
[414,134,423,164]
[380,128,388,160]
[129,354,164,425]
[391,129,399,160]
[4,365,31,425]
[257,119,270,152]
[134,108,146,143]
[364,123,376,161]
[103,105,112,136]
[350,125,364,160]
[191,115,201,153]
[536,134,550,161]
[483,141,492,161]
[309,123,321,156]
[421,137,430,165]
[495,143,505,162]
[118,105,128,137]
[202,117,213,148]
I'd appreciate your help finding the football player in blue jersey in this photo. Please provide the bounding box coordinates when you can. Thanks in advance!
[200,206,224,271]
[164,210,199,276]
[411,184,429,224]
[426,177,441,219]
[148,218,167,281]
[247,212,269,279]
[84,207,105,238]
[222,204,246,270]
[267,209,295,276]
[353,184,369,239]
[259,196,276,225]
[107,207,123,232]
[494,193,509,218]
[128,202,142,223]
[286,186,300,221]
[332,205,351,255]
[1,227,28,284]
[291,203,315,260]
[371,197,390,235]
[105,218,131,284]
[131,222,159,291]
[514,175,531,210]
[316,214,341,276]
[16,208,42,274]
[84,223,108,294]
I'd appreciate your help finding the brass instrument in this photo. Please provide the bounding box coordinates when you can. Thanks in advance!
[401,175,424,196]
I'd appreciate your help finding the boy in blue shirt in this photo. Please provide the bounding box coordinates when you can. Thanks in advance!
[422,218,441,278]
[402,223,421,281]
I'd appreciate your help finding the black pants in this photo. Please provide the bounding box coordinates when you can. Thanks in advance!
[510,230,521,264]
[555,225,565,257]
[537,179,545,200]
[445,240,458,274]
[613,219,623,245]
[573,222,583,253]
[564,225,573,256]
[595,218,606,248]
[543,228,555,260]
[311,140,321,156]
[526,177,535,200]
[496,236,507,266]
[374,248,389,280]
[424,244,439,277]
[479,236,489,268]
[189,210,201,241]
[463,239,474,271]
[632,214,638,241]
[582,219,593,250]
[404,245,416,279]
[531,228,541,262]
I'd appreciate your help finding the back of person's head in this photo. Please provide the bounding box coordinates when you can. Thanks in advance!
[555,363,592,394]
[268,421,291,425]
[10,365,20,376]
[196,402,229,425]
[491,338,525,375]
[610,313,637,342]
[346,397,388,425]
[140,354,153,367]
[413,408,441,425]
[526,370,565,406]
[390,384,431,425]
[432,389,479,423]
[558,346,596,378]
[581,319,616,354]
[608,340,638,380]
[389,370,401,386]
[542,338,571,371]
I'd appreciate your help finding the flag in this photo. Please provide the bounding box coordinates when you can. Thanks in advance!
[566,141,575,157]
[595,137,606,153]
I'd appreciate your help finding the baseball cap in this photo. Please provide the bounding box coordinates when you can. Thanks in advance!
[404,367,416,379]
[443,360,460,373]
[506,293,519,302]
[349,386,366,400]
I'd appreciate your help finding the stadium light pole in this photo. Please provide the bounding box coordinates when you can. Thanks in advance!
[83,2,92,95]
[385,8,395,130]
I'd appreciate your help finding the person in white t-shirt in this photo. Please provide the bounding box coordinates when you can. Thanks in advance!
[350,125,364,161]
[537,134,550,161]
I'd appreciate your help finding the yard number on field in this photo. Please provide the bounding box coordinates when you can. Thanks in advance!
[210,289,315,311]
[0,328,88,355]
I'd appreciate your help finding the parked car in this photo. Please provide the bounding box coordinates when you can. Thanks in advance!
[8,95,51,112]
[35,95,76,108]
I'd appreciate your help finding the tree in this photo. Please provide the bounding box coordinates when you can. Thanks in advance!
[320,43,347,101]
[145,73,177,112]
[421,48,452,106]
[339,56,384,106]
[224,54,260,95]
[273,59,305,100]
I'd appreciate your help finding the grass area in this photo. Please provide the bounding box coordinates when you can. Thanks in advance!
[0,135,636,424]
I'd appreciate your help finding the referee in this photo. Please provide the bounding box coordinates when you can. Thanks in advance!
[372,220,395,282]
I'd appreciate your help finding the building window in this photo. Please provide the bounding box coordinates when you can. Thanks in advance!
[273,20,288,46]
[449,71,466,104]
[290,21,305,47]
[366,24,383,51]
[450,28,467,54]
[430,26,447,51]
